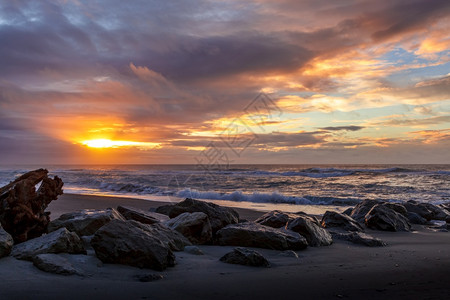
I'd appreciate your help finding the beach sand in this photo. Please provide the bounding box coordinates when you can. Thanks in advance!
[1,193,449,299]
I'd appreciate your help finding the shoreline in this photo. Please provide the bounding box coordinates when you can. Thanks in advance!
[1,193,449,299]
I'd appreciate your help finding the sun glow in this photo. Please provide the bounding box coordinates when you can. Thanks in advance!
[80,139,160,149]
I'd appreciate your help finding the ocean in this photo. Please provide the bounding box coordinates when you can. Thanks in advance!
[1,164,449,213]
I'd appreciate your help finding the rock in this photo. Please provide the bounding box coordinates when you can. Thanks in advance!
[91,219,175,270]
[287,215,333,247]
[33,254,80,275]
[48,208,125,236]
[164,212,212,244]
[216,222,307,250]
[117,205,169,224]
[220,247,270,267]
[446,215,450,224]
[403,201,434,220]
[0,169,63,243]
[0,225,14,258]
[407,212,427,225]
[350,200,381,223]
[331,232,386,247]
[255,210,298,228]
[134,273,164,282]
[184,245,204,255]
[277,250,299,258]
[382,203,408,216]
[12,227,86,260]
[321,211,364,232]
[155,198,239,233]
[365,204,411,232]
[418,202,449,221]
[134,222,191,251]
[343,207,353,216]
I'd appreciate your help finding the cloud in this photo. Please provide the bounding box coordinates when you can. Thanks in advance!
[319,126,365,132]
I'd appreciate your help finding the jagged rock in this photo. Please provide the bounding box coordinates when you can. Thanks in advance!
[184,245,204,255]
[350,200,381,223]
[0,169,63,243]
[33,254,80,275]
[155,198,239,233]
[343,207,353,216]
[365,204,411,232]
[164,212,212,244]
[331,232,386,247]
[48,208,125,236]
[117,205,169,224]
[220,247,270,267]
[287,214,333,247]
[382,203,408,216]
[255,210,298,228]
[134,222,191,251]
[91,219,175,271]
[417,202,449,221]
[321,211,364,232]
[216,222,307,250]
[407,212,427,225]
[12,228,86,260]
[0,225,14,258]
[403,201,449,221]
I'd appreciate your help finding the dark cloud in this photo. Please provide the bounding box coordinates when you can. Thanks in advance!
[319,126,365,132]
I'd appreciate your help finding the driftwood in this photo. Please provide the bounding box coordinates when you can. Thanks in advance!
[0,169,63,243]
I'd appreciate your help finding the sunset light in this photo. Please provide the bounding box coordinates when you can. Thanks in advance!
[80,139,160,149]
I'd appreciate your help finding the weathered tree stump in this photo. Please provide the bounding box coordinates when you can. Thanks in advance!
[0,169,63,243]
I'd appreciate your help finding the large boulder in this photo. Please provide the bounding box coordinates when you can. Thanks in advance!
[286,214,332,247]
[382,203,408,216]
[91,219,175,270]
[0,169,63,243]
[33,254,80,275]
[155,198,239,233]
[365,204,411,232]
[0,225,14,258]
[136,222,191,251]
[255,210,298,228]
[48,208,125,236]
[220,247,270,267]
[350,200,381,223]
[117,205,169,224]
[216,222,307,250]
[164,212,212,244]
[407,212,427,225]
[12,227,86,261]
[404,201,449,221]
[321,211,364,232]
[331,232,386,247]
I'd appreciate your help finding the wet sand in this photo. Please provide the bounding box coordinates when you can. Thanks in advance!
[0,193,449,299]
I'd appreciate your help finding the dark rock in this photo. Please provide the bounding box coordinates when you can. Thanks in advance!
[155,198,239,233]
[287,215,333,246]
[350,200,381,223]
[321,211,364,232]
[343,207,353,216]
[33,254,80,275]
[184,245,204,255]
[403,201,434,220]
[164,212,212,244]
[135,273,164,282]
[365,204,411,232]
[12,228,86,260]
[91,220,176,270]
[48,208,125,236]
[220,247,270,267]
[418,202,449,221]
[407,212,427,225]
[117,205,169,224]
[382,203,408,216]
[216,222,307,250]
[0,225,14,258]
[134,222,191,251]
[255,210,298,228]
[0,169,63,243]
[332,232,386,247]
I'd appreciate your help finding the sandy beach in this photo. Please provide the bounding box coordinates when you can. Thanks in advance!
[1,193,449,300]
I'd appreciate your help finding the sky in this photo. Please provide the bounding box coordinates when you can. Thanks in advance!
[0,0,449,165]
